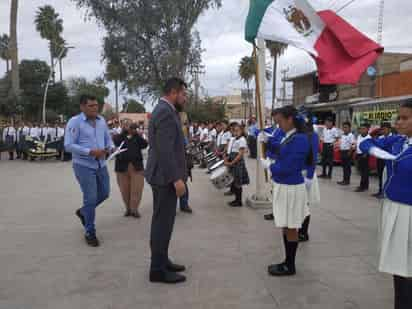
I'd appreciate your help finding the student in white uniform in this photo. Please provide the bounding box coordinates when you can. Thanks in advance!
[360,100,412,309]
[263,106,311,276]
[319,117,339,179]
[29,123,40,140]
[224,123,249,207]
[337,121,356,185]
[355,123,371,192]
[2,123,16,160]
[16,122,29,159]
[39,123,49,142]
[223,122,237,196]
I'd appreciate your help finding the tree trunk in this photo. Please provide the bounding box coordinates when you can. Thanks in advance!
[9,0,20,98]
[59,58,63,81]
[50,52,55,83]
[271,55,278,119]
[115,79,119,114]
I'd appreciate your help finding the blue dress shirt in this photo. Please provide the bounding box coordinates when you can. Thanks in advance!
[64,113,114,169]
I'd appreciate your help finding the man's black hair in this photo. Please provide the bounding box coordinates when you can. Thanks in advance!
[163,78,187,95]
[80,94,97,105]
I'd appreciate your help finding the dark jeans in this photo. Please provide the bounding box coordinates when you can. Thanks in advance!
[394,276,412,309]
[377,158,385,193]
[340,150,352,183]
[150,184,177,271]
[321,143,334,176]
[247,136,257,159]
[73,164,110,236]
[357,154,370,190]
[179,183,189,209]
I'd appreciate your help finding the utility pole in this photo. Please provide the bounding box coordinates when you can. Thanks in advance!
[189,65,205,107]
[281,68,289,106]
[377,0,385,98]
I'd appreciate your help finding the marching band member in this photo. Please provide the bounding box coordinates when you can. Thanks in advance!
[29,123,40,140]
[39,123,49,142]
[223,122,237,197]
[360,100,412,309]
[299,118,320,242]
[2,122,16,160]
[224,123,250,207]
[16,122,29,159]
[263,106,311,276]
[355,123,371,192]
[338,121,356,186]
[319,117,339,179]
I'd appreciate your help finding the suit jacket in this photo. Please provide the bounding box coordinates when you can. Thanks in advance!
[114,132,148,173]
[144,99,187,186]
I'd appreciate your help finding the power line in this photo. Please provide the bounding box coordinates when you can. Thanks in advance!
[336,0,357,13]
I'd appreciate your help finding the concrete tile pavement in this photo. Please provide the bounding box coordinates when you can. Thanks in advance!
[0,158,392,308]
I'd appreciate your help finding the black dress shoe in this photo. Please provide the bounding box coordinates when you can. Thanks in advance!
[268,263,296,276]
[149,270,186,284]
[131,210,141,218]
[372,192,384,199]
[167,262,186,272]
[298,233,309,242]
[264,213,274,221]
[224,191,234,196]
[76,209,85,226]
[354,187,367,192]
[85,234,100,247]
[124,209,131,217]
[180,206,193,214]
[337,181,350,186]
[228,200,242,207]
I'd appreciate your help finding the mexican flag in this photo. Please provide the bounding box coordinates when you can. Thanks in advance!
[245,0,384,85]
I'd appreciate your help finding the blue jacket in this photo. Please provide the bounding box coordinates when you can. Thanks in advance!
[305,132,319,179]
[266,128,285,160]
[360,135,412,206]
[270,132,310,185]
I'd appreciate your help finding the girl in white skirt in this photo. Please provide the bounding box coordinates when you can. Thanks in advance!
[299,118,321,242]
[266,106,311,277]
[360,100,412,309]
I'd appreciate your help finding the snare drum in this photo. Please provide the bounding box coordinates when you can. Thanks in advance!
[210,166,234,190]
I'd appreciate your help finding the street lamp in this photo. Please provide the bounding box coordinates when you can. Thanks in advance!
[42,45,74,124]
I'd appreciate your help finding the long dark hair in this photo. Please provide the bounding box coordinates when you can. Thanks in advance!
[277,105,306,133]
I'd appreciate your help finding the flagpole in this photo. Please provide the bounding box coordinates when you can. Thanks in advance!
[246,38,272,209]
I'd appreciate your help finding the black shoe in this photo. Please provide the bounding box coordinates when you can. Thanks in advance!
[337,181,350,186]
[180,206,193,214]
[372,192,384,199]
[130,210,141,218]
[85,234,100,247]
[124,209,131,217]
[76,209,85,226]
[228,200,242,207]
[264,213,274,221]
[298,233,309,242]
[268,263,296,276]
[355,187,367,193]
[149,270,186,284]
[224,191,234,196]
[167,261,186,273]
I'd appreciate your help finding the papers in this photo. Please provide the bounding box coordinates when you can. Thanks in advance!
[107,141,128,162]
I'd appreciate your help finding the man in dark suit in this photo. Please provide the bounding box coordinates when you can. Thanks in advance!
[145,78,188,284]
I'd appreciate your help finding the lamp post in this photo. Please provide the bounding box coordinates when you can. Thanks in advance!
[42,45,74,124]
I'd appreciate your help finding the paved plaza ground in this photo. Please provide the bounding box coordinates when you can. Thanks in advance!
[0,157,393,309]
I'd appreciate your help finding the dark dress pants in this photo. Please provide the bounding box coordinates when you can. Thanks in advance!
[247,136,257,159]
[150,184,177,271]
[321,143,334,176]
[340,150,352,183]
[376,158,385,193]
[357,154,370,190]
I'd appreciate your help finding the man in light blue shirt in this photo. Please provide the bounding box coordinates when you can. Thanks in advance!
[64,94,114,247]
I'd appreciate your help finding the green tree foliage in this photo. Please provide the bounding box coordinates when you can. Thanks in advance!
[186,97,226,123]
[122,98,146,113]
[0,34,11,72]
[266,41,287,111]
[66,77,110,111]
[71,0,221,98]
[34,5,64,81]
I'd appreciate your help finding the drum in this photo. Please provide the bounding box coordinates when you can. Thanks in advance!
[208,160,224,173]
[205,152,215,159]
[210,166,233,190]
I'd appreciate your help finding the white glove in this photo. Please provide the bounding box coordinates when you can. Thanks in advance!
[260,158,272,170]
[257,132,268,144]
[369,147,397,161]
[305,178,313,190]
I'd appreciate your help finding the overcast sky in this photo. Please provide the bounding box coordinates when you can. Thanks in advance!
[1,0,411,110]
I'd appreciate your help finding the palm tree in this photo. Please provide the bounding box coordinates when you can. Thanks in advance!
[266,41,287,111]
[9,0,20,98]
[0,34,11,72]
[51,36,68,81]
[105,62,126,115]
[35,5,63,82]
[238,56,271,119]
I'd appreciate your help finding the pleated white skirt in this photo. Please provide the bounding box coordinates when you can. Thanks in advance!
[379,199,412,277]
[272,182,309,229]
